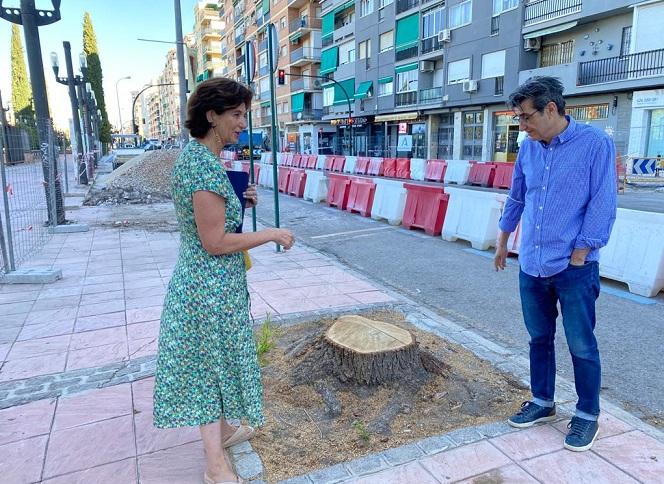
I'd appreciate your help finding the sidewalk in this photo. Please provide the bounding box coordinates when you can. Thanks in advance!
[1,200,663,483]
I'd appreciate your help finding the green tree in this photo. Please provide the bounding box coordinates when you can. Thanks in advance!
[82,12,111,143]
[10,24,37,146]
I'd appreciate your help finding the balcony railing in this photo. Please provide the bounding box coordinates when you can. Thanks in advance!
[259,115,272,126]
[419,87,442,104]
[395,91,417,107]
[578,48,664,86]
[289,16,322,33]
[258,65,269,77]
[290,47,321,64]
[235,33,245,44]
[494,76,504,95]
[292,108,323,121]
[201,28,222,38]
[322,35,334,48]
[396,0,419,14]
[236,54,245,66]
[290,77,322,91]
[258,39,268,52]
[396,45,418,61]
[421,36,443,55]
[524,0,582,27]
[491,15,500,35]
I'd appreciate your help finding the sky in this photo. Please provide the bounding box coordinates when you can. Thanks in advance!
[0,0,198,131]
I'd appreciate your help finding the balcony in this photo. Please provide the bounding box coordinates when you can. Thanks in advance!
[258,65,269,77]
[396,45,418,62]
[292,108,323,121]
[395,91,417,107]
[289,16,322,34]
[290,77,322,91]
[578,48,664,86]
[421,36,444,56]
[258,39,268,52]
[494,76,504,95]
[201,28,222,39]
[490,15,500,35]
[322,35,334,48]
[396,0,419,14]
[235,33,245,44]
[419,87,442,104]
[290,47,321,66]
[236,54,245,66]
[524,0,582,27]
[259,114,272,126]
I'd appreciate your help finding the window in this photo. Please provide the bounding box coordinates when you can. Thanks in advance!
[280,45,288,58]
[436,113,454,159]
[259,52,268,68]
[540,40,574,67]
[481,50,505,79]
[379,0,393,6]
[280,17,286,29]
[396,69,418,93]
[378,79,393,96]
[565,104,609,121]
[339,40,356,64]
[620,26,632,57]
[358,39,372,59]
[448,58,470,84]
[449,0,472,29]
[323,86,335,106]
[462,111,483,159]
[360,0,374,17]
[492,0,517,15]
[379,30,394,52]
[283,102,289,114]
[422,7,445,38]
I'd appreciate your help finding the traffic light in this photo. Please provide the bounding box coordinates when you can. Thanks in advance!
[277,69,286,85]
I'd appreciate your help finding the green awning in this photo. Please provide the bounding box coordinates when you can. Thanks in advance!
[320,47,339,75]
[396,13,419,51]
[322,12,334,38]
[354,81,373,99]
[378,76,393,84]
[196,73,204,82]
[260,101,270,107]
[262,0,269,14]
[291,92,305,113]
[289,31,303,42]
[334,0,355,14]
[334,78,355,105]
[395,62,418,73]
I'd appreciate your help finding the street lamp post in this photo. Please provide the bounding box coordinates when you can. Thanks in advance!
[115,76,131,135]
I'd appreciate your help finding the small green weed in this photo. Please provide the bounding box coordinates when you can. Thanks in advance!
[352,420,371,443]
[256,314,278,366]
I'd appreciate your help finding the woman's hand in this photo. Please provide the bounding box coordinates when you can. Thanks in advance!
[267,228,295,250]
[244,184,258,208]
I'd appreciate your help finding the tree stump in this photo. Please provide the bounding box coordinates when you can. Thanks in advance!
[324,315,420,385]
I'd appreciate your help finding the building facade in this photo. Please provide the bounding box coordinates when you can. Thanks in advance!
[194,1,226,83]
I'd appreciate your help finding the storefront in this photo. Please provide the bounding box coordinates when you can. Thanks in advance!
[329,116,371,155]
[373,112,426,158]
[492,111,520,162]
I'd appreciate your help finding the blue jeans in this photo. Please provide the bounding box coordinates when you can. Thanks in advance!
[519,262,601,416]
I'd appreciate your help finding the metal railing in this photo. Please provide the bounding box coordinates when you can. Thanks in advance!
[258,39,268,52]
[495,76,504,95]
[491,15,500,35]
[322,35,334,48]
[292,108,323,121]
[259,114,272,126]
[396,0,419,14]
[419,87,442,104]
[421,36,444,55]
[395,91,417,107]
[289,16,322,33]
[396,45,418,61]
[290,47,321,64]
[290,77,321,91]
[540,40,574,67]
[258,65,270,77]
[524,0,582,26]
[578,48,664,85]
[235,33,245,44]
[236,54,245,66]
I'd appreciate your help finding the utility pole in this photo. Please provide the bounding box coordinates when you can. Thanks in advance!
[245,40,257,232]
[0,0,65,224]
[174,0,189,145]
[267,23,281,251]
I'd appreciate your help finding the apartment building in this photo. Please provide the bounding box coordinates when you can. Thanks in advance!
[194,2,226,83]
[158,49,182,140]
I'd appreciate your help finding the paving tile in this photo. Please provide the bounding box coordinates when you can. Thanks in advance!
[0,325,21,344]
[126,306,163,324]
[246,270,280,282]
[84,273,124,285]
[74,311,127,332]
[82,282,124,295]
[310,293,361,308]
[54,384,133,430]
[0,435,48,484]
[353,461,438,484]
[456,464,538,483]
[592,430,664,483]
[349,291,395,304]
[7,334,72,360]
[43,414,135,478]
[0,283,43,294]
[125,285,166,300]
[0,343,9,361]
[25,307,78,325]
[134,410,201,455]
[125,295,166,310]
[267,298,321,314]
[521,448,637,483]
[127,320,160,341]
[0,399,56,445]
[30,297,79,312]
[17,319,75,341]
[79,289,125,306]
[0,290,41,304]
[77,300,126,318]
[124,278,164,291]
[69,326,127,350]
[419,440,511,482]
[137,440,206,484]
[66,342,128,371]
[0,300,34,315]
[490,424,564,461]
[0,352,67,381]
[296,284,344,298]
[42,457,138,484]
[552,412,634,440]
[2,312,28,327]
[131,377,155,413]
[37,286,84,299]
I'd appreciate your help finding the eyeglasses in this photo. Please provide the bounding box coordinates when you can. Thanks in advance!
[512,110,540,123]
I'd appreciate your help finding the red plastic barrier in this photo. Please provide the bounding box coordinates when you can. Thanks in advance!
[292,154,302,167]
[327,173,352,210]
[424,160,447,182]
[240,162,261,182]
[355,157,371,174]
[492,162,515,189]
[346,178,376,217]
[332,156,346,172]
[287,169,307,197]
[468,162,496,187]
[383,158,397,178]
[278,166,291,193]
[303,155,315,169]
[241,161,250,174]
[402,183,449,236]
[283,153,293,166]
[324,155,335,171]
[396,158,411,179]
[368,157,384,176]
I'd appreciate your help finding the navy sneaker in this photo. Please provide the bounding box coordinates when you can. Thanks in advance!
[564,416,599,451]
[508,401,556,428]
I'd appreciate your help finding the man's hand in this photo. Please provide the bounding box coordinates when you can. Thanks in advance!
[494,245,508,271]
[570,248,590,266]
[243,184,258,208]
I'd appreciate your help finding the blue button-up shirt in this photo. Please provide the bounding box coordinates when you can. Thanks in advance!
[499,116,617,277]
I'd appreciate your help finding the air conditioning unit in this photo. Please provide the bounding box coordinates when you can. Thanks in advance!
[442,94,449,102]
[420,60,434,72]
[438,29,451,43]
[462,79,478,92]
[313,79,322,88]
[524,37,541,51]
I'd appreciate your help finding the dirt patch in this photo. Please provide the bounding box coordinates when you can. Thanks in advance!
[252,310,529,482]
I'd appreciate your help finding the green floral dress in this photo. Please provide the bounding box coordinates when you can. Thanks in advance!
[153,139,264,428]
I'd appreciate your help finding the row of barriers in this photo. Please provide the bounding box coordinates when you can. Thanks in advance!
[234,156,663,298]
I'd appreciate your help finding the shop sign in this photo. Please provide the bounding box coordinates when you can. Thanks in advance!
[398,122,408,134]
[397,135,413,151]
[633,90,664,109]
[330,116,369,127]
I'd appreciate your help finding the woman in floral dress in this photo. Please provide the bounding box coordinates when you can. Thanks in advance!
[153,78,294,484]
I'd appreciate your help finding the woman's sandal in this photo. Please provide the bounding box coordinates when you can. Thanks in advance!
[222,424,255,448]
[203,472,244,484]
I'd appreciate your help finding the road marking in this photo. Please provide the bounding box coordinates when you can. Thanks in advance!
[599,285,658,305]
[310,226,394,239]
[463,248,516,265]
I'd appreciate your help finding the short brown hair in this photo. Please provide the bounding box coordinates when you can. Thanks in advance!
[185,77,253,138]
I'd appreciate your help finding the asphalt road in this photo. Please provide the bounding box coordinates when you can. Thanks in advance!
[255,189,664,428]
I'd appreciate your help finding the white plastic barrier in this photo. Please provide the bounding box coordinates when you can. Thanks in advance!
[343,156,357,174]
[599,209,664,297]
[409,158,426,181]
[230,161,243,171]
[370,179,407,225]
[444,160,471,185]
[303,170,328,203]
[506,221,523,254]
[260,152,271,164]
[316,155,326,170]
[258,163,274,189]
[442,187,506,250]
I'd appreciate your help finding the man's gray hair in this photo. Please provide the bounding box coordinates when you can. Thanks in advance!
[507,76,566,116]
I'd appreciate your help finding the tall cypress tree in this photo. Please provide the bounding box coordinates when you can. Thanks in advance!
[82,12,111,143]
[10,24,36,144]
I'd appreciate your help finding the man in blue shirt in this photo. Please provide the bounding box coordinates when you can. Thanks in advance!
[494,77,617,451]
